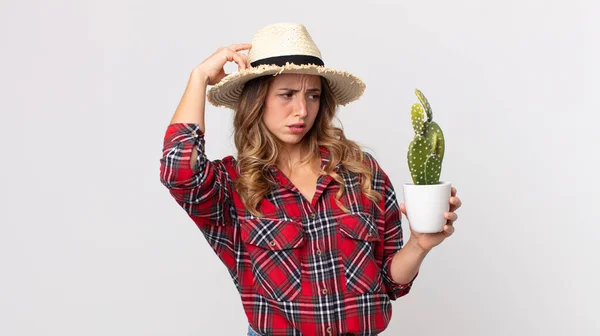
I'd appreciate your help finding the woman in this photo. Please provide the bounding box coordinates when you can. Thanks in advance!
[159,23,461,336]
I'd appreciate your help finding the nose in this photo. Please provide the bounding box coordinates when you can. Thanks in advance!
[294,96,308,117]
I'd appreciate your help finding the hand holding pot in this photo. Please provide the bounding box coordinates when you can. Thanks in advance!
[400,187,462,252]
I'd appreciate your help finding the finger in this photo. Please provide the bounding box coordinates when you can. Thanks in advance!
[449,197,461,212]
[240,53,251,69]
[220,47,247,70]
[229,43,252,52]
[444,211,458,222]
[451,187,457,197]
[443,224,455,237]
[400,203,408,218]
[226,45,252,69]
[400,203,410,222]
[227,51,247,71]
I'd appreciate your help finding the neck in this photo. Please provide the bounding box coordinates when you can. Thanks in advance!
[277,143,304,170]
[276,141,322,175]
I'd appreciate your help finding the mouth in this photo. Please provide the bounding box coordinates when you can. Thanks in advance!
[287,124,306,133]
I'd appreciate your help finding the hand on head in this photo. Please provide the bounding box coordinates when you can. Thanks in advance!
[194,43,252,85]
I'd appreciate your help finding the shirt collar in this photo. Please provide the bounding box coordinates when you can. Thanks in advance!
[265,145,341,177]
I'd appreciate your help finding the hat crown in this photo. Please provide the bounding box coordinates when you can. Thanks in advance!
[206,22,365,110]
[247,23,322,63]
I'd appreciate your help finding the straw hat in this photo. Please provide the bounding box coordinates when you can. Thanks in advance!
[206,23,366,110]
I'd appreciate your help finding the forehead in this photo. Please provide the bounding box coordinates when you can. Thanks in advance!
[271,73,321,88]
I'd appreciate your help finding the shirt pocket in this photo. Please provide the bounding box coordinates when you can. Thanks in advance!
[338,212,383,295]
[240,217,305,302]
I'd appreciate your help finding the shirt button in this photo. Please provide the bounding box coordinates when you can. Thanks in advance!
[326,326,332,333]
[316,249,322,256]
[311,213,316,219]
[322,288,328,295]
[269,240,276,247]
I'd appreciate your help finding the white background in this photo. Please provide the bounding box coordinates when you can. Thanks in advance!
[1,0,598,335]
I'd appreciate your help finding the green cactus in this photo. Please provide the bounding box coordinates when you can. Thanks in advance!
[408,89,445,185]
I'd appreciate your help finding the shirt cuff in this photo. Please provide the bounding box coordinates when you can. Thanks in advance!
[381,256,419,300]
[161,123,206,188]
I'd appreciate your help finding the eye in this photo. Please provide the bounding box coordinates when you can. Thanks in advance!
[309,94,321,100]
[279,93,293,99]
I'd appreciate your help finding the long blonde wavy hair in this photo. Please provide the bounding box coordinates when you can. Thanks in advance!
[232,75,382,218]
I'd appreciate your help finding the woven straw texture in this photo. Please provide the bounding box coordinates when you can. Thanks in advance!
[207,23,365,110]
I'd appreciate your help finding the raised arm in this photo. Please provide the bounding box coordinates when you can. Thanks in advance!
[159,44,252,224]
[169,43,252,166]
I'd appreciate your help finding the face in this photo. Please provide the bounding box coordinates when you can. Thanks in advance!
[262,73,322,146]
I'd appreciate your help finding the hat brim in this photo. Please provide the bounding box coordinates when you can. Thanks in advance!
[206,63,365,110]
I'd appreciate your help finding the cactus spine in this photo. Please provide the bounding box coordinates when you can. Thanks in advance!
[408,89,445,185]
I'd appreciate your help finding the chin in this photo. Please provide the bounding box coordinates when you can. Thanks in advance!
[282,137,303,144]
[278,134,304,144]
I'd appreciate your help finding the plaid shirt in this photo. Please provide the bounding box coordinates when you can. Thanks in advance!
[159,123,418,336]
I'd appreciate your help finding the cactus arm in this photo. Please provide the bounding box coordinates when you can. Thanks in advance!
[424,154,442,184]
[411,103,426,136]
[407,89,445,185]
[415,89,433,122]
[424,121,445,161]
[408,135,432,185]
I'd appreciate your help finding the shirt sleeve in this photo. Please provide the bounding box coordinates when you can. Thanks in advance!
[159,123,231,226]
[376,160,419,300]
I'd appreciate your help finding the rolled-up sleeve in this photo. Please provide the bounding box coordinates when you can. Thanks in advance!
[379,171,418,300]
[159,123,230,225]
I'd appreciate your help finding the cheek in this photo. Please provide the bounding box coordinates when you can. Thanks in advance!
[263,105,286,128]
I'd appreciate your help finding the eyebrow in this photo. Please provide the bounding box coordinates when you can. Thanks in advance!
[277,88,321,93]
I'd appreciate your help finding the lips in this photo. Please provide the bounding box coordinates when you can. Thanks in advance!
[288,124,305,134]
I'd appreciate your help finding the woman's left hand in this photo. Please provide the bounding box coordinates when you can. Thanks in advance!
[400,187,462,252]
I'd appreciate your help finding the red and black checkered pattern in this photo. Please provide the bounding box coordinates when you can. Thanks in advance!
[160,123,418,336]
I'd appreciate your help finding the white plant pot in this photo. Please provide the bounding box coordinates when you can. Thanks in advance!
[402,181,452,233]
